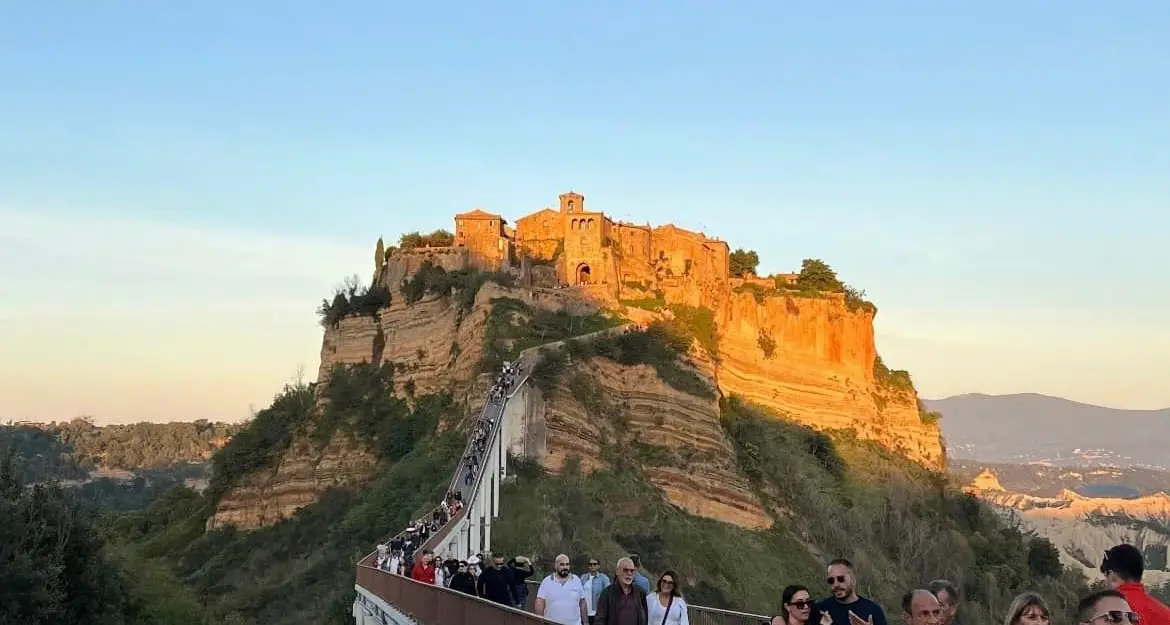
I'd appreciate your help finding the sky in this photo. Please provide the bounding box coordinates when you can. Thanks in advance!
[1,1,1168,424]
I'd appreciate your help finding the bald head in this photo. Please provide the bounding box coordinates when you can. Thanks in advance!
[554,554,571,578]
[903,589,942,625]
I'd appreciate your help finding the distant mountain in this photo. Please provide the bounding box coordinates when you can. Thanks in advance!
[949,459,1170,498]
[925,393,1170,468]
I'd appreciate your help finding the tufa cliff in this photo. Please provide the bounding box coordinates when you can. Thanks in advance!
[209,190,944,532]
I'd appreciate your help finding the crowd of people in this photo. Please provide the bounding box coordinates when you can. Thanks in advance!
[763,545,1170,625]
[508,542,1170,625]
[372,362,523,581]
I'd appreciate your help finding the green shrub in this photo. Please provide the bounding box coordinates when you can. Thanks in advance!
[571,324,715,399]
[480,297,620,371]
[316,281,391,328]
[402,261,515,310]
[717,396,1087,624]
[316,363,450,462]
[733,282,777,303]
[874,355,915,392]
[398,230,454,249]
[757,332,776,358]
[729,248,760,277]
[664,304,718,359]
[207,382,316,503]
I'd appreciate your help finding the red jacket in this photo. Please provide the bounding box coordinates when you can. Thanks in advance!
[1118,583,1170,625]
[411,562,436,584]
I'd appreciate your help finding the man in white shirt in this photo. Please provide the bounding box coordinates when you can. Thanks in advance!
[535,553,588,625]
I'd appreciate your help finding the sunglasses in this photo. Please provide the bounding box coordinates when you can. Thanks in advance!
[827,576,848,584]
[589,562,599,566]
[1090,612,1141,624]
[789,601,814,609]
[661,580,675,586]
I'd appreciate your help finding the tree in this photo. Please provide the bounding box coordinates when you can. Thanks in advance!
[796,258,844,292]
[399,230,454,249]
[374,237,385,273]
[728,249,760,278]
[0,452,131,623]
[1027,537,1063,578]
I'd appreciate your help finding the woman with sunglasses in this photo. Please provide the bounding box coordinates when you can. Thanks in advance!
[773,585,834,625]
[647,570,689,625]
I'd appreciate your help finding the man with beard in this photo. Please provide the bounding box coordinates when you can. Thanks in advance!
[816,559,887,625]
[477,553,519,607]
[535,554,588,625]
[595,557,648,625]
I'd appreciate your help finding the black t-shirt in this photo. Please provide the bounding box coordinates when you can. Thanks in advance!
[816,596,888,625]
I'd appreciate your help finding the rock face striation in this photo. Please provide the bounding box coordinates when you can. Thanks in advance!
[716,291,944,468]
[210,191,945,531]
[965,469,1170,585]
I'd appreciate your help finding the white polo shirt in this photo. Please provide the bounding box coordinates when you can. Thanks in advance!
[537,573,586,625]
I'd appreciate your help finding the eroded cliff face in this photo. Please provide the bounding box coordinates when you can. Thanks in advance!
[714,291,945,468]
[523,358,770,530]
[207,432,375,530]
[208,282,606,530]
[965,470,1170,585]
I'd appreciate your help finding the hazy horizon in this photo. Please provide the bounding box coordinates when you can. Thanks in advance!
[3,2,1167,424]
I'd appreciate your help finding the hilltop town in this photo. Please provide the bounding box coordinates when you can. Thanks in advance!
[373,191,796,306]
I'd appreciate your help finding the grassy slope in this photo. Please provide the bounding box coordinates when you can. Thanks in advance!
[493,359,1090,624]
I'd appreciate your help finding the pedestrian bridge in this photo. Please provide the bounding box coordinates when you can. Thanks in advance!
[353,331,772,625]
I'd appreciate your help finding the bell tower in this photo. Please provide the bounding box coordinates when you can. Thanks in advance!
[559,191,584,214]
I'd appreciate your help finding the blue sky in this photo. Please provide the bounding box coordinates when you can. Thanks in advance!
[1,1,1167,423]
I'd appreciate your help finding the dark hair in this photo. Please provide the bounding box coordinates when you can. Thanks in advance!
[1101,544,1144,582]
[828,558,853,570]
[928,579,960,602]
[630,554,642,567]
[656,569,682,598]
[1077,589,1125,623]
[781,585,813,620]
[902,590,928,615]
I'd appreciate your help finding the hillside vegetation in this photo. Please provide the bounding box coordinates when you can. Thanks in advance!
[0,419,241,481]
[33,274,1093,625]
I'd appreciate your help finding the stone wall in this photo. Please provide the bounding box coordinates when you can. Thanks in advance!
[380,247,469,291]
[515,208,562,262]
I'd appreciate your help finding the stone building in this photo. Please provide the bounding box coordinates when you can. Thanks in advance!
[454,209,513,271]
[378,190,731,301]
[508,191,730,294]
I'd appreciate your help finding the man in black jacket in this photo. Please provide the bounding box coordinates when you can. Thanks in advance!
[595,557,647,625]
[477,553,519,607]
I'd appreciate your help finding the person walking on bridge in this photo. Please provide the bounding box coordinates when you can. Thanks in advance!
[477,553,519,608]
[646,569,689,625]
[816,559,887,625]
[1102,543,1170,625]
[535,554,589,625]
[581,556,611,625]
[595,556,648,625]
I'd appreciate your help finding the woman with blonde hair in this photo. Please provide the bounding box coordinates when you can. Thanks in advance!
[1005,592,1051,625]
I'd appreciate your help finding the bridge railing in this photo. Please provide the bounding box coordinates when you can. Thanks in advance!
[522,580,770,625]
[357,561,553,625]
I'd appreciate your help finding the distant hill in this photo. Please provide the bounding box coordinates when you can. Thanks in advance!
[926,393,1170,468]
[1,419,241,483]
[949,459,1170,498]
